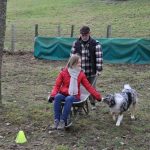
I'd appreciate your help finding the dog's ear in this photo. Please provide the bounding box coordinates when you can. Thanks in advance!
[110,96,116,105]
[103,94,112,102]
[107,94,114,99]
[103,94,109,99]
[105,94,112,98]
[108,95,115,107]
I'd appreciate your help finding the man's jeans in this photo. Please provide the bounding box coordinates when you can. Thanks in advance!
[54,93,79,123]
[87,76,97,106]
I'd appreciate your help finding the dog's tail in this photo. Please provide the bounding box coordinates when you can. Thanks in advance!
[124,84,131,90]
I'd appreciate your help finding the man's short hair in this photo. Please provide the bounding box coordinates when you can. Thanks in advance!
[80,26,90,35]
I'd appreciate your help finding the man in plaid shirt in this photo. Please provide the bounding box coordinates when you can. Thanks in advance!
[70,26,103,109]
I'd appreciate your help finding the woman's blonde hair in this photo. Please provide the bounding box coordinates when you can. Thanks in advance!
[67,54,81,68]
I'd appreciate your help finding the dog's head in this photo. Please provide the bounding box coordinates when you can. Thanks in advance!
[103,94,116,107]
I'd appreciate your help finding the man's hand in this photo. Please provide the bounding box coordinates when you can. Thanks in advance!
[48,96,54,103]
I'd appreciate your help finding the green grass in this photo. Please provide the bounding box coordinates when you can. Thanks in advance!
[5,0,150,51]
[6,0,150,37]
[1,1,150,149]
[0,53,150,149]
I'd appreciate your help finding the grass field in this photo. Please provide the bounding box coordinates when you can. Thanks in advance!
[6,0,150,37]
[0,53,150,150]
[5,0,150,51]
[1,0,150,149]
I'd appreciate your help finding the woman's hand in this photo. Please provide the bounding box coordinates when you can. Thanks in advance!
[48,96,54,103]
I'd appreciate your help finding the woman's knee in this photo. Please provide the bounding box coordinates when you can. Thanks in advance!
[65,96,74,103]
[55,93,64,102]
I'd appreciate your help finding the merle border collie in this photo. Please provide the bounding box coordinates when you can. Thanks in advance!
[103,84,138,126]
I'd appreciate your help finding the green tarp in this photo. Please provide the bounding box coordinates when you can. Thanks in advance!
[34,37,150,64]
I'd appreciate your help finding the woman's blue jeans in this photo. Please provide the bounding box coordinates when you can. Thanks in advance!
[54,93,79,123]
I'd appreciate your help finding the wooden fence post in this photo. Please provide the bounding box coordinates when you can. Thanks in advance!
[106,25,112,38]
[35,24,39,37]
[11,24,16,53]
[57,24,61,37]
[70,25,74,37]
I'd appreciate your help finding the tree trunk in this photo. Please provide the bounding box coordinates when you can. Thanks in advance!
[0,0,7,106]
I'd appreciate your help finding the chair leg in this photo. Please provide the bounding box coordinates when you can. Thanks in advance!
[82,101,89,114]
[85,101,89,114]
[73,106,77,115]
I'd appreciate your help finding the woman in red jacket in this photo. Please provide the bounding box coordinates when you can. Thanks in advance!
[48,54,102,130]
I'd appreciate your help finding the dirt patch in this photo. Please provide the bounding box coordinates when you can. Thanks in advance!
[0,53,150,150]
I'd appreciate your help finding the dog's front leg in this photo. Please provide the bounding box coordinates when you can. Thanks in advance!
[131,103,136,120]
[111,112,116,121]
[116,114,123,126]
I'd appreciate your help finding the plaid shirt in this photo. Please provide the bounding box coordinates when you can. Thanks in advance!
[71,38,103,77]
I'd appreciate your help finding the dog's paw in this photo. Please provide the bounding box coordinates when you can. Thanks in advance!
[112,115,116,121]
[131,115,135,120]
[116,122,120,126]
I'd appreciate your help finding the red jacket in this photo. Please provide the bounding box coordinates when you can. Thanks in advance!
[50,68,101,101]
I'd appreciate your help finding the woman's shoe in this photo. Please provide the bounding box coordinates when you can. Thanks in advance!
[50,119,59,130]
[57,120,65,130]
